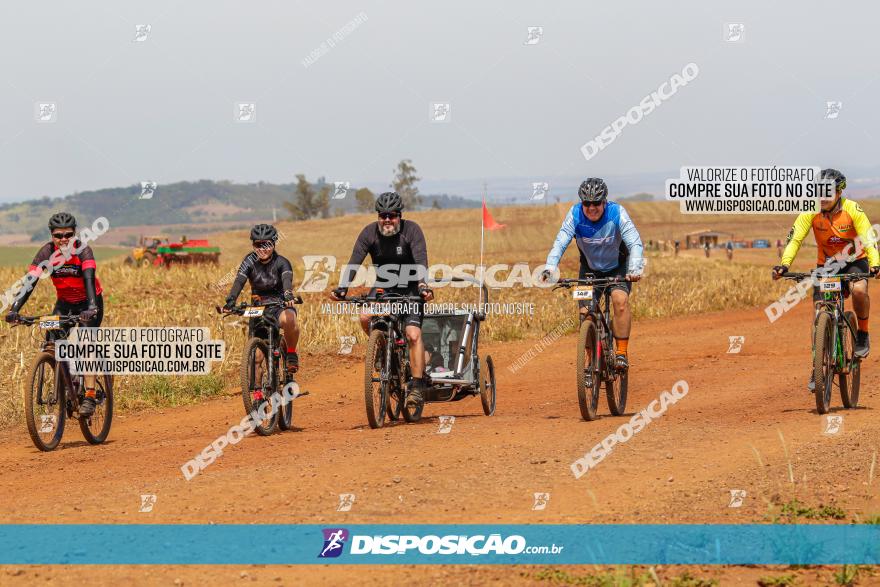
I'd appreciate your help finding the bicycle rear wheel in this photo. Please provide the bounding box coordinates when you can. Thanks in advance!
[278,360,294,431]
[240,337,277,435]
[839,311,860,409]
[79,374,113,444]
[577,319,601,421]
[606,366,628,416]
[364,329,389,428]
[386,353,405,421]
[25,352,65,451]
[813,312,834,414]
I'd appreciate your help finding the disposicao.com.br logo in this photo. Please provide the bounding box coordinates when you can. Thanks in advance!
[319,528,350,558]
[318,528,563,557]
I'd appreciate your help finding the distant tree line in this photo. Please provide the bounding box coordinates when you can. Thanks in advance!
[2,159,482,237]
[283,158,425,221]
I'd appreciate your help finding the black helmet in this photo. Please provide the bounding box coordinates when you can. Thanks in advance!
[578,178,608,203]
[375,191,404,214]
[820,168,847,192]
[250,223,278,242]
[48,212,77,230]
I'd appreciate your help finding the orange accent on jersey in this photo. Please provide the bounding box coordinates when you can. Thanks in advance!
[809,209,863,264]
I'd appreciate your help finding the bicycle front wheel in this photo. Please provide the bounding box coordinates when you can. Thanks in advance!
[240,337,277,435]
[813,312,834,414]
[364,329,389,428]
[278,359,294,431]
[577,319,601,421]
[606,366,628,416]
[386,351,405,421]
[26,352,65,451]
[840,311,860,409]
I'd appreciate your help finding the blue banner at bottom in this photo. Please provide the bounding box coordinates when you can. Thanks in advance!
[0,524,878,565]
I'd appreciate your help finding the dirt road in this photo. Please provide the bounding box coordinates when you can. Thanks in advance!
[2,300,879,585]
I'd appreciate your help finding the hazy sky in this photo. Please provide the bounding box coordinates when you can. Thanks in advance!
[1,1,878,202]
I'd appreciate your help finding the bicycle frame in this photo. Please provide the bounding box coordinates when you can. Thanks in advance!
[217,298,303,399]
[555,276,628,379]
[586,287,616,377]
[245,301,300,390]
[31,316,84,415]
[344,291,424,404]
[56,358,78,415]
[813,282,858,373]
[255,309,284,392]
[783,272,868,374]
[363,296,418,392]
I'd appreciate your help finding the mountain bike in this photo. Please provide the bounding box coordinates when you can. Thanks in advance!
[782,272,866,413]
[555,276,632,421]
[343,291,426,428]
[15,313,113,451]
[218,298,304,435]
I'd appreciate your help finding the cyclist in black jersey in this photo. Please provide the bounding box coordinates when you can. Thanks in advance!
[330,192,434,410]
[223,224,301,372]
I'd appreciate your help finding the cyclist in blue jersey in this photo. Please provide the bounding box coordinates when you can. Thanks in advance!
[541,178,645,369]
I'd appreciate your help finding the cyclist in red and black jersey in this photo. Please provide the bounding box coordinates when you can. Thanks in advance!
[5,212,104,416]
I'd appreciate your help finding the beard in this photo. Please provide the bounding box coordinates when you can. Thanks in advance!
[379,222,401,237]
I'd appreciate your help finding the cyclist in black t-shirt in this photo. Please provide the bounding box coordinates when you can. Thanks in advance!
[330,192,434,409]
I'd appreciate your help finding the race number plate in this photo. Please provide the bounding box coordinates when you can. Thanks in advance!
[818,279,842,292]
[243,307,264,317]
[572,287,594,300]
[39,315,61,330]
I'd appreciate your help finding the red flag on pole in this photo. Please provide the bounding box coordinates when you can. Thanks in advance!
[482,199,506,230]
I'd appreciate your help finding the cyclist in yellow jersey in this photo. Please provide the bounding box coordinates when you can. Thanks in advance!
[772,169,880,380]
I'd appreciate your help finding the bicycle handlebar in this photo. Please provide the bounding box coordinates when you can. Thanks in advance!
[781,272,873,282]
[215,297,303,316]
[12,314,82,327]
[552,276,633,291]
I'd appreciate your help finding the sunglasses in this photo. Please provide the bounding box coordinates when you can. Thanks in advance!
[52,231,75,239]
[378,213,399,220]
[582,201,604,209]
[253,241,274,249]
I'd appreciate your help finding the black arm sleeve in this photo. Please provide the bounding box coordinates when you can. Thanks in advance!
[341,225,374,286]
[78,246,98,308]
[279,256,294,293]
[407,221,428,273]
[227,256,253,301]
[83,268,98,308]
[10,278,35,312]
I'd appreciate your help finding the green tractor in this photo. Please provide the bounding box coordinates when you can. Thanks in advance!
[124,235,221,268]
